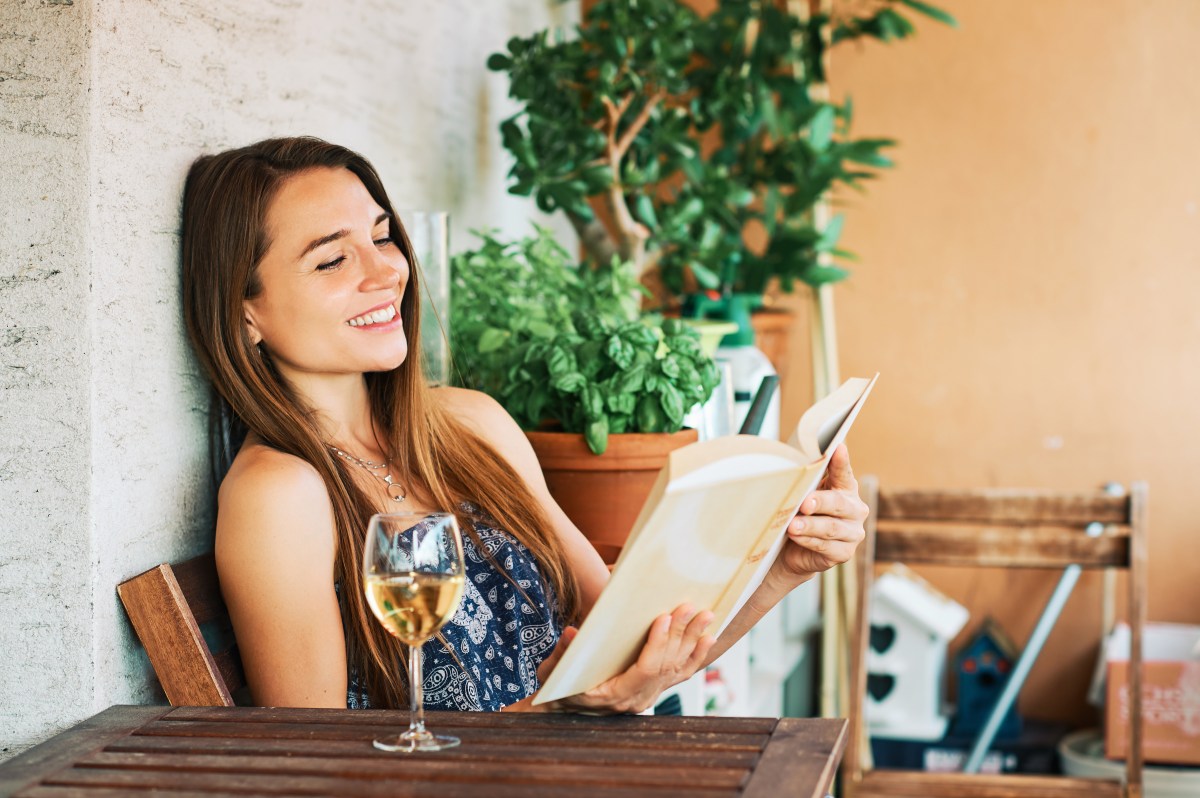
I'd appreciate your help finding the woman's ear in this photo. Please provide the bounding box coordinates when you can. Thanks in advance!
[243,303,263,347]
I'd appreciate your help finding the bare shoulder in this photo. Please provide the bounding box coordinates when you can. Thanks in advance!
[433,386,544,482]
[216,443,336,565]
[434,386,525,446]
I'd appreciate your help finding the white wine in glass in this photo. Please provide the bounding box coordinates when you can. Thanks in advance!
[363,512,466,752]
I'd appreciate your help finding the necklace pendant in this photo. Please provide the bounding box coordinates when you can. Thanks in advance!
[382,474,407,503]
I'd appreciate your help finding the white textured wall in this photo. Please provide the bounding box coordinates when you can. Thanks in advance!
[1,0,574,759]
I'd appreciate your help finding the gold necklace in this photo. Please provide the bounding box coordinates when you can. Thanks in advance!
[328,445,407,503]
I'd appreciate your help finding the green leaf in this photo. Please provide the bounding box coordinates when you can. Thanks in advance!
[525,392,546,425]
[584,418,609,455]
[764,187,781,236]
[614,364,645,395]
[477,328,510,354]
[635,394,666,433]
[674,197,704,226]
[486,53,513,71]
[816,214,845,252]
[606,393,636,415]
[635,194,660,228]
[698,220,722,250]
[809,105,836,150]
[547,346,574,377]
[688,260,720,290]
[581,384,604,419]
[898,0,958,28]
[551,371,586,393]
[658,381,684,424]
[527,320,557,339]
[798,263,851,287]
[605,335,635,369]
[876,8,915,40]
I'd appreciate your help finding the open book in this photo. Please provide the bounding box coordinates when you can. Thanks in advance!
[534,374,877,705]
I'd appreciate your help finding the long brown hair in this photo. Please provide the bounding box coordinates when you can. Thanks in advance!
[181,136,580,707]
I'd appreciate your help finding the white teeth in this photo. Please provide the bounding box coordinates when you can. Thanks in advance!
[347,304,397,327]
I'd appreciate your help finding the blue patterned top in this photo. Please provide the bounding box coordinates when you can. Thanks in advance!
[347,506,562,711]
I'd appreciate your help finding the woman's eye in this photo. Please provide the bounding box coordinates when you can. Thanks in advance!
[316,256,345,272]
[374,236,394,248]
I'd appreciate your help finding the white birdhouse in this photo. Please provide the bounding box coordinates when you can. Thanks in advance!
[866,563,969,741]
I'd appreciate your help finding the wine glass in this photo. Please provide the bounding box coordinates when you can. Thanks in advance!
[363,512,466,752]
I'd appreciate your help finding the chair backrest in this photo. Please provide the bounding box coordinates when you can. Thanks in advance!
[844,479,1147,798]
[118,553,245,707]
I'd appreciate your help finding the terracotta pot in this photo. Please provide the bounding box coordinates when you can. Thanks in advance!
[749,308,796,383]
[525,427,699,564]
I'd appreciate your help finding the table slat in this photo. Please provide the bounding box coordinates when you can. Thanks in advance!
[165,706,777,734]
[21,788,226,798]
[743,718,846,798]
[0,707,169,797]
[37,767,727,797]
[107,733,761,768]
[135,719,767,751]
[75,750,748,789]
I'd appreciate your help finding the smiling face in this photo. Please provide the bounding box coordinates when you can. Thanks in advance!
[244,167,411,384]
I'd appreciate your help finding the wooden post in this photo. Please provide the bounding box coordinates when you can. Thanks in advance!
[788,0,850,722]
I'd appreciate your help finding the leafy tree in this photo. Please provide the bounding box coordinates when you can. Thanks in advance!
[489,0,953,298]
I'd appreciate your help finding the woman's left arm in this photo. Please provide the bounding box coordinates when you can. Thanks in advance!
[701,443,868,666]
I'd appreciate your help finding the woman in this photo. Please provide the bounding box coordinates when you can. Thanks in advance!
[181,136,867,713]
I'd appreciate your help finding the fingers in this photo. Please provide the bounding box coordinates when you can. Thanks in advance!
[789,508,865,539]
[787,536,861,567]
[639,604,709,674]
[685,634,716,672]
[796,490,868,526]
[628,611,670,678]
[798,448,867,522]
[561,605,716,716]
[825,444,858,491]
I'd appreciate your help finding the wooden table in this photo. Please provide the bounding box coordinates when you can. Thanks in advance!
[1,706,847,797]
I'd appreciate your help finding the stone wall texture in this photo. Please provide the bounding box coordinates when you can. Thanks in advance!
[0,0,572,758]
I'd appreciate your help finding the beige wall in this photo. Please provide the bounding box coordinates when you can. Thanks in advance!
[775,0,1200,723]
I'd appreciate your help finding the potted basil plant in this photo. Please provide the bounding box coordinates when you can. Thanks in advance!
[450,226,720,562]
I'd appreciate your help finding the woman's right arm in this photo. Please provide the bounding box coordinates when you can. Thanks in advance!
[215,447,349,708]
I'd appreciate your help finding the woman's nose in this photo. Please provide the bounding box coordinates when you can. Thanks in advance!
[360,248,405,291]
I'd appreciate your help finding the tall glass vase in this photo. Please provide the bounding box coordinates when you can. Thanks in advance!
[401,211,451,386]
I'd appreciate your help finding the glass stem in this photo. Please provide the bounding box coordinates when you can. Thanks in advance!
[409,642,426,736]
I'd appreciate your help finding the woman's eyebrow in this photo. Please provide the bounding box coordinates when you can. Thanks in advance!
[300,229,348,259]
[297,214,391,259]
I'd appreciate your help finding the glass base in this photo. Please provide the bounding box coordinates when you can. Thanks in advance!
[373,730,461,753]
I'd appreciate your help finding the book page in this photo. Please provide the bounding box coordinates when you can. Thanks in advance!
[715,373,878,633]
[536,440,805,704]
[790,375,878,461]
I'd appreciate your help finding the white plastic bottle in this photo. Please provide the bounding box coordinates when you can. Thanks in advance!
[719,343,780,441]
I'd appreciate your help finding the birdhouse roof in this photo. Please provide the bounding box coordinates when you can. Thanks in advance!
[958,617,1021,662]
[873,563,969,639]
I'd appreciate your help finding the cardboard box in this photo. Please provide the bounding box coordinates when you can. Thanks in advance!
[1105,622,1200,766]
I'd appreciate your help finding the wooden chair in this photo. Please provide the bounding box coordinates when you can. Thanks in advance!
[844,479,1147,798]
[118,553,246,706]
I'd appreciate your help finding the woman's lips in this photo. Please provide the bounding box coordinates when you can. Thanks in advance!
[346,302,398,327]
